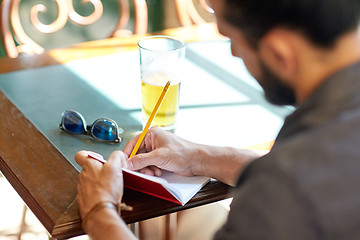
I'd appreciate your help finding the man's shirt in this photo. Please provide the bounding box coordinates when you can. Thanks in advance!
[214,62,360,240]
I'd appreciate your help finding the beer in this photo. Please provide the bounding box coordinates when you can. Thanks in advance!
[138,35,185,132]
[141,72,180,130]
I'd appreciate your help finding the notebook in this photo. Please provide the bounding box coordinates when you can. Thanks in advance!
[88,152,210,205]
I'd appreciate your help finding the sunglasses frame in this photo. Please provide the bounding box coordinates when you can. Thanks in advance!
[59,110,123,143]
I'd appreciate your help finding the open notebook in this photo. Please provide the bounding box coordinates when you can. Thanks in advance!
[88,152,210,205]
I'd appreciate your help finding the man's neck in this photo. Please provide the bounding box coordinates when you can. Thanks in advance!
[296,30,360,104]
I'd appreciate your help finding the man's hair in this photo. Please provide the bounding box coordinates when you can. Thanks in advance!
[224,0,360,48]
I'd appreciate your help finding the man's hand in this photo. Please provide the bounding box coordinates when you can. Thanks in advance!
[124,127,200,177]
[124,127,260,186]
[75,150,127,219]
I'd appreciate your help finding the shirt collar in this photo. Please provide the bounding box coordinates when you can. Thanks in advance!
[276,61,360,141]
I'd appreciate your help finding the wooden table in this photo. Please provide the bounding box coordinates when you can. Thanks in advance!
[0,24,235,239]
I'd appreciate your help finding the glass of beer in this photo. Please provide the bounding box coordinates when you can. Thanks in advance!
[138,36,185,132]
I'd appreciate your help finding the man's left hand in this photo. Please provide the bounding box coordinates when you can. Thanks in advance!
[75,150,127,219]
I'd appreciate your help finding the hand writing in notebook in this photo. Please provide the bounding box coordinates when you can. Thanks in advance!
[124,127,200,178]
[124,126,258,186]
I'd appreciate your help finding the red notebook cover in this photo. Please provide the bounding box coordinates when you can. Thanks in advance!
[122,170,182,205]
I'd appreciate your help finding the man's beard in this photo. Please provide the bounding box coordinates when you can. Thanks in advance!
[257,61,297,106]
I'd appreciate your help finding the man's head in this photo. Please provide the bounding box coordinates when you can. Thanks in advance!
[211,0,360,105]
[223,0,360,49]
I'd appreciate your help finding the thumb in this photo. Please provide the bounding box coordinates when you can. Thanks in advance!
[75,150,93,168]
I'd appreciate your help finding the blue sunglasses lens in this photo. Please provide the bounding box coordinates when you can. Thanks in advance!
[63,111,85,134]
[92,120,117,141]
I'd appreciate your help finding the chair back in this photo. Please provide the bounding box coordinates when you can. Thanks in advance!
[174,0,215,27]
[0,0,148,58]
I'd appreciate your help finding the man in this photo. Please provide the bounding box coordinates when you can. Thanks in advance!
[76,0,360,239]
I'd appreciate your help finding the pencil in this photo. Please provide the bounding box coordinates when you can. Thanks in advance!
[130,81,171,158]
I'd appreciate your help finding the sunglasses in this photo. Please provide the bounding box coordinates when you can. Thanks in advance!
[59,110,123,143]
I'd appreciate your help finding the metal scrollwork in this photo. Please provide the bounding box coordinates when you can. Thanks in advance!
[67,0,103,26]
[30,0,69,34]
[11,0,44,54]
[1,0,148,57]
[30,0,103,33]
[175,0,215,27]
[5,0,105,55]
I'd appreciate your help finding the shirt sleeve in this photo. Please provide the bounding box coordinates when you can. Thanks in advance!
[213,159,321,240]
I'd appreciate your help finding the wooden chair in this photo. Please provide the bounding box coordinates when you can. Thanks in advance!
[0,0,148,58]
[174,0,215,27]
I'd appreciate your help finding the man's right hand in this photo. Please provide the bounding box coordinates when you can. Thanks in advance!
[124,127,201,177]
[124,126,259,186]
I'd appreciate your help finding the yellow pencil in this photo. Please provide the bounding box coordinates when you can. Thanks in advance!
[130,81,171,158]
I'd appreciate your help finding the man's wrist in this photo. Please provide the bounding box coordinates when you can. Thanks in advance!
[85,205,137,240]
[82,201,118,232]
[191,145,257,186]
[82,201,133,233]
[191,143,213,176]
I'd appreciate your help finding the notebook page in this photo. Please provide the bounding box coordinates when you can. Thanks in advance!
[160,170,210,204]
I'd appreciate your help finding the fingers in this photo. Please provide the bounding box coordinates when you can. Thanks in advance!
[75,150,103,170]
[138,167,156,176]
[151,165,163,176]
[138,166,163,176]
[123,127,162,157]
[123,133,141,156]
[75,150,89,167]
[127,151,161,171]
[106,150,128,169]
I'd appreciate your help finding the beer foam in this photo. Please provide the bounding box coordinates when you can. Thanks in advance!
[142,72,180,86]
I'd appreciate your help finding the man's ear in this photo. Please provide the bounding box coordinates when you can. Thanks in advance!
[258,29,298,81]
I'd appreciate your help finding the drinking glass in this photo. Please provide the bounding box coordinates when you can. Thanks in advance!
[138,35,185,132]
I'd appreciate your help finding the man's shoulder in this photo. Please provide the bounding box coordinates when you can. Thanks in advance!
[237,132,360,239]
